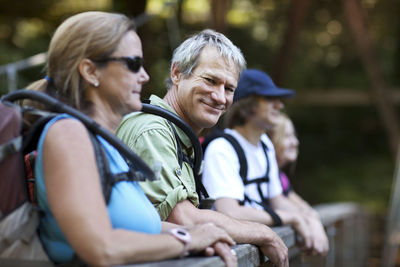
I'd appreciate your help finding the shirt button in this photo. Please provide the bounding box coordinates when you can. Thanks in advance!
[175,168,182,176]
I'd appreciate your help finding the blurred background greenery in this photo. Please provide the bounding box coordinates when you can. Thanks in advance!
[0,0,398,216]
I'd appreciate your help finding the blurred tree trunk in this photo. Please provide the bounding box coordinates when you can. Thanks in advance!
[393,17,400,86]
[271,0,311,86]
[177,0,184,26]
[210,0,230,33]
[342,0,400,157]
[112,0,147,17]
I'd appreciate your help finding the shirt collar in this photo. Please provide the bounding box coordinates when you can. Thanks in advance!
[149,95,193,150]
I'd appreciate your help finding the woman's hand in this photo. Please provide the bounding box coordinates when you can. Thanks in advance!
[306,218,329,256]
[276,210,312,250]
[189,223,237,267]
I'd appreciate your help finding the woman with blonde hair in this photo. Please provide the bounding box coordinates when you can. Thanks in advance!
[267,113,299,197]
[267,113,329,254]
[28,11,236,266]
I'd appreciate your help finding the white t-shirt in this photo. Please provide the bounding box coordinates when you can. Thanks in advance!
[202,129,282,210]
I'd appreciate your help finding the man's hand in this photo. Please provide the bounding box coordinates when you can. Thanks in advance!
[167,201,288,266]
[212,242,238,267]
[189,223,237,267]
[189,223,235,253]
[258,228,289,267]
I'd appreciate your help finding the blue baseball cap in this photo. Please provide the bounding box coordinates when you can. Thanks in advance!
[234,69,295,102]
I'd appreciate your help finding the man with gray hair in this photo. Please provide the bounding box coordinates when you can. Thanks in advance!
[117,29,288,267]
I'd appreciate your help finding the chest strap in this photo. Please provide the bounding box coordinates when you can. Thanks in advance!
[167,120,195,170]
[89,133,143,204]
[226,134,281,226]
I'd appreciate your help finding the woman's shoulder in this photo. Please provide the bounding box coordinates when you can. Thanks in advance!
[41,114,91,147]
[44,114,85,130]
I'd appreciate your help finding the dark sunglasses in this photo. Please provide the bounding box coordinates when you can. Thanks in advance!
[95,56,144,73]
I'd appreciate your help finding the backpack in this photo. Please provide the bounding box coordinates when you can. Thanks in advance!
[141,100,209,201]
[0,89,157,265]
[201,128,283,226]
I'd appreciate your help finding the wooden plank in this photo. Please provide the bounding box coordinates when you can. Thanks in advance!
[119,202,367,267]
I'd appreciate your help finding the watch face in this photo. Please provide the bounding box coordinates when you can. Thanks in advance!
[170,228,191,243]
[176,229,187,236]
[170,228,191,257]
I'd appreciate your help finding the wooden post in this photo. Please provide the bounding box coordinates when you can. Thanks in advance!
[210,0,230,33]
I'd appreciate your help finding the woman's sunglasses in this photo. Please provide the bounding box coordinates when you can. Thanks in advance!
[95,56,144,73]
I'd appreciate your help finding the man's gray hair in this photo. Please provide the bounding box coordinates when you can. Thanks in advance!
[166,29,246,89]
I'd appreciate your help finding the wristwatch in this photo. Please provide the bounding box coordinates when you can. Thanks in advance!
[169,228,191,258]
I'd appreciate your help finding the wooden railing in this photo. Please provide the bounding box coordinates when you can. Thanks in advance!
[119,202,369,267]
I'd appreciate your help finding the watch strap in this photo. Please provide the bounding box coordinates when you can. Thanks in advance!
[169,228,191,258]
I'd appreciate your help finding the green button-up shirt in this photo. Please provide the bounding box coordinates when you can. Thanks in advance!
[116,95,199,220]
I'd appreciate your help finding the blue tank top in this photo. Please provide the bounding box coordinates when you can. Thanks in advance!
[35,114,161,263]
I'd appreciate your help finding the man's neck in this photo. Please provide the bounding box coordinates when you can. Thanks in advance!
[163,89,201,134]
[233,123,264,146]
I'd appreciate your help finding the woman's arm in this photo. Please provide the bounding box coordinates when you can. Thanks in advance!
[43,119,235,266]
[287,191,320,219]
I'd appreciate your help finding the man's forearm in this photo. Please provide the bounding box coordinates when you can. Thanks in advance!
[167,200,274,246]
[166,200,289,267]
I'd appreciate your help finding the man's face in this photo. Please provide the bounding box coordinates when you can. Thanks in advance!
[252,97,284,129]
[172,46,239,133]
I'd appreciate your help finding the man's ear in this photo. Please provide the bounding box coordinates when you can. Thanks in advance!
[170,62,182,85]
[79,58,100,87]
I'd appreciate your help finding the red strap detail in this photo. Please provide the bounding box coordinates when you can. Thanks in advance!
[24,151,37,203]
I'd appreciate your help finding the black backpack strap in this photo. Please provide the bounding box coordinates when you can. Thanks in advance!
[88,133,114,204]
[224,135,282,225]
[201,130,248,182]
[241,195,282,227]
[20,107,144,206]
[167,120,194,170]
[221,133,248,183]
[22,112,57,154]
[141,102,208,199]
[2,90,156,182]
[166,120,209,200]
[88,133,145,204]
[262,203,283,227]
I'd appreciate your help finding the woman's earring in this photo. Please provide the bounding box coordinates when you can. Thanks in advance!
[93,81,99,87]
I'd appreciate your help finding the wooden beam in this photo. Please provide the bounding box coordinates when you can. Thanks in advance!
[288,89,400,106]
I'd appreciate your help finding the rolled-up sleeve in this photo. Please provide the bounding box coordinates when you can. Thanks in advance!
[117,115,199,220]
